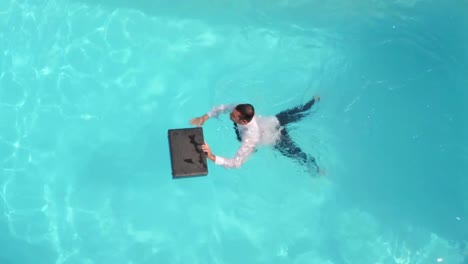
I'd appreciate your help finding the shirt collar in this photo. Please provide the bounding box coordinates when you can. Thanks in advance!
[238,115,257,129]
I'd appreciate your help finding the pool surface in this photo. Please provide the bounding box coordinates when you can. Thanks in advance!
[0,0,467,263]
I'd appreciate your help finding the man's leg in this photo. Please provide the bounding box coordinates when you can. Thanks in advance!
[274,129,320,173]
[276,96,319,126]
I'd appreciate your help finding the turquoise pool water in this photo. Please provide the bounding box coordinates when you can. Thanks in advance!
[1,0,467,263]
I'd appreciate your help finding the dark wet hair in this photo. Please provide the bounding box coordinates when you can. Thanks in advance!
[235,104,255,122]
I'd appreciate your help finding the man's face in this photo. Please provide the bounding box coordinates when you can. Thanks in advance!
[230,109,244,124]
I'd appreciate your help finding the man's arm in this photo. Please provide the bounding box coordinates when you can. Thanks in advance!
[190,104,236,126]
[202,137,257,169]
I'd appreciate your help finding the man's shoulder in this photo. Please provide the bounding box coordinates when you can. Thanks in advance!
[244,120,261,139]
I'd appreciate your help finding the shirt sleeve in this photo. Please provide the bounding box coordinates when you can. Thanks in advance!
[214,132,259,168]
[207,104,237,118]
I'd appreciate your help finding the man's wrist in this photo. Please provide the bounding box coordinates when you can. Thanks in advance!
[207,153,216,161]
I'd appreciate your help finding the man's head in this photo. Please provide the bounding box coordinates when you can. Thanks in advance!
[230,104,255,125]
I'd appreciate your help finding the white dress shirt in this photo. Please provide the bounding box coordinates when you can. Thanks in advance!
[207,104,281,168]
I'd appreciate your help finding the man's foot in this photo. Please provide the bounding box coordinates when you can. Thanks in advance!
[303,95,320,110]
[306,157,325,177]
[317,167,326,176]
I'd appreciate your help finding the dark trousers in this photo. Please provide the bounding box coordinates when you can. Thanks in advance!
[234,98,319,172]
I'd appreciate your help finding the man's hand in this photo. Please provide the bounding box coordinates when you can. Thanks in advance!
[201,143,216,162]
[190,114,209,126]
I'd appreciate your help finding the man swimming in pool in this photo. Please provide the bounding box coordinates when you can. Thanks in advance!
[190,96,323,174]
